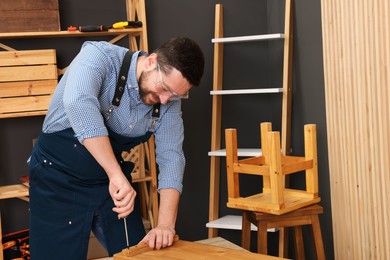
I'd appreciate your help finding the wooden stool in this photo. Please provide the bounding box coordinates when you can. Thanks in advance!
[241,204,325,260]
[224,122,321,215]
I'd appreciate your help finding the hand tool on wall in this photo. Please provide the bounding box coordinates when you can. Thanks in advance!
[111,21,142,29]
[79,25,109,32]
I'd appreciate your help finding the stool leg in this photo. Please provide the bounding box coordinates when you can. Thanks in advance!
[311,215,326,260]
[293,226,305,260]
[278,227,289,257]
[241,211,251,250]
[257,221,268,254]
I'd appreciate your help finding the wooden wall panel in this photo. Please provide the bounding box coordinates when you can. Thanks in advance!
[321,1,389,259]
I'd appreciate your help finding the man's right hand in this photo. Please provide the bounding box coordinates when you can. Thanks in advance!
[109,177,137,218]
[83,136,137,219]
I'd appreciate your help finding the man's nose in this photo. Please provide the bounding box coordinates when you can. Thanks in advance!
[159,94,170,105]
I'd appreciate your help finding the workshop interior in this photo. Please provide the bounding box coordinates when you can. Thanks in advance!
[0,0,389,259]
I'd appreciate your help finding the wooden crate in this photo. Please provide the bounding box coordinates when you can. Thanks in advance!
[0,49,58,118]
[0,0,60,32]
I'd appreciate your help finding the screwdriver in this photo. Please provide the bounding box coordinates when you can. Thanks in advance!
[111,21,143,29]
[117,189,130,247]
[124,218,129,247]
[79,25,109,32]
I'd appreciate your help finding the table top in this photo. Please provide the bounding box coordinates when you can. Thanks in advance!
[112,237,287,260]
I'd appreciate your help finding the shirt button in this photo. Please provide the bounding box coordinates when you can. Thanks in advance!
[129,124,133,129]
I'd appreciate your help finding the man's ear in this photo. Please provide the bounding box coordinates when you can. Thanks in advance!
[144,53,158,71]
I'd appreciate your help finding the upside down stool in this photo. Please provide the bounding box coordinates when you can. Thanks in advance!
[224,122,324,259]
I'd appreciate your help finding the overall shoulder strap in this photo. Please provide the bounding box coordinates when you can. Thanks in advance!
[112,50,161,118]
[112,51,133,107]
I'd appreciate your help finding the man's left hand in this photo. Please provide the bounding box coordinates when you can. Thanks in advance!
[140,225,176,249]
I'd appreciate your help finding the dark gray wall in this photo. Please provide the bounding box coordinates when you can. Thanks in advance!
[0,0,333,259]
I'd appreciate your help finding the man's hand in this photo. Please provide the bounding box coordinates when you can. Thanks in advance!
[83,136,137,219]
[141,225,176,249]
[109,178,137,219]
[140,188,180,249]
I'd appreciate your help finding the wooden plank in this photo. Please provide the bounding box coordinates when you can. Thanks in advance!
[269,131,284,208]
[0,49,57,66]
[0,0,60,32]
[227,192,320,215]
[225,129,240,198]
[261,122,272,190]
[0,0,59,11]
[304,124,318,194]
[0,110,47,118]
[0,95,52,114]
[0,64,57,82]
[281,155,307,164]
[281,159,313,175]
[114,239,285,260]
[208,3,224,238]
[281,0,293,155]
[238,156,265,165]
[0,184,29,200]
[0,49,57,118]
[0,80,57,98]
[0,10,60,32]
[233,164,270,176]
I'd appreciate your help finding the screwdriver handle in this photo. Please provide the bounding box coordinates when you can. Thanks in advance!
[112,21,143,29]
[79,25,108,32]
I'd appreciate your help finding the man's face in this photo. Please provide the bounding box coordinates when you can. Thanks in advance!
[138,65,191,105]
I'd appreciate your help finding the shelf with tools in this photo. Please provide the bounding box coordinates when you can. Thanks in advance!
[0,28,142,39]
[0,28,147,77]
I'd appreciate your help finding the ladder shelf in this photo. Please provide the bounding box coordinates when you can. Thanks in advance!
[208,0,293,238]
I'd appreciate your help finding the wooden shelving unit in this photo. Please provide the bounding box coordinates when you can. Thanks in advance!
[207,1,294,238]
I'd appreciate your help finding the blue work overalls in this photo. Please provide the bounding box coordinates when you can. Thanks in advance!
[28,51,159,259]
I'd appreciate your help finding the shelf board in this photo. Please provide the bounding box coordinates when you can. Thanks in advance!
[0,184,29,200]
[212,33,284,43]
[208,148,262,157]
[210,88,283,95]
[206,215,277,232]
[0,28,142,39]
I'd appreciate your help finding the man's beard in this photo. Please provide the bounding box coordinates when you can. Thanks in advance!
[138,71,160,105]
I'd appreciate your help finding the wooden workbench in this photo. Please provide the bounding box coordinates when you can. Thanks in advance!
[111,237,288,260]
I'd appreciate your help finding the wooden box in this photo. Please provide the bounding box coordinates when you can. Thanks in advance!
[0,0,60,33]
[0,49,58,118]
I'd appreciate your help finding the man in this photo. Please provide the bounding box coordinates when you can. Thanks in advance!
[28,37,205,259]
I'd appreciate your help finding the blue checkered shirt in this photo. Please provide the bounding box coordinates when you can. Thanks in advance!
[42,41,185,193]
